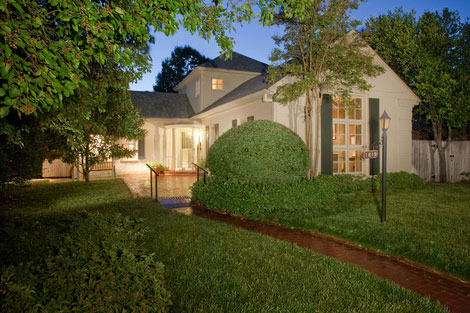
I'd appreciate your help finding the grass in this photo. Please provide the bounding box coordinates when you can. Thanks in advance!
[238,183,470,281]
[0,179,447,312]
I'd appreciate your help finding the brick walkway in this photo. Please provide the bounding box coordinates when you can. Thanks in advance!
[190,205,470,313]
[120,174,470,313]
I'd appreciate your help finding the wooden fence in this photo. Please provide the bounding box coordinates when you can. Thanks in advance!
[412,140,470,182]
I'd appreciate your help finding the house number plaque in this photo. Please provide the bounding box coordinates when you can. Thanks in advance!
[362,150,379,159]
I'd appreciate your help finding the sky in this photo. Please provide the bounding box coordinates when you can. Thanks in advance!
[130,0,470,91]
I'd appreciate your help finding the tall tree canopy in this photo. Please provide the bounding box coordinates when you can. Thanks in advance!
[268,0,383,178]
[154,45,209,92]
[363,8,470,182]
[0,0,289,185]
[0,0,283,140]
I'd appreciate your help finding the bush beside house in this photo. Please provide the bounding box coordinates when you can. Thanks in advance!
[192,120,426,217]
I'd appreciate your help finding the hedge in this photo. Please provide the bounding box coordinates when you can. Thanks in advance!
[207,120,309,185]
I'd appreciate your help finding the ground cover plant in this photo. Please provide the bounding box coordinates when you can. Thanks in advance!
[0,179,446,312]
[193,173,470,281]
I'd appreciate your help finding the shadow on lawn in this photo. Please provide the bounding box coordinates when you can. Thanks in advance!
[370,177,382,222]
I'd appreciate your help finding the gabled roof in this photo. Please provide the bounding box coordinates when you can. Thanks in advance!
[194,74,273,116]
[130,91,194,118]
[198,51,268,73]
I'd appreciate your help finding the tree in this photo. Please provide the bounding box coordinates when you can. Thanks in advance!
[268,0,383,178]
[363,8,470,182]
[47,81,145,182]
[1,0,278,142]
[154,46,209,92]
[0,0,287,184]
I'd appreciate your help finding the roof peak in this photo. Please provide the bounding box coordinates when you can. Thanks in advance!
[198,51,267,73]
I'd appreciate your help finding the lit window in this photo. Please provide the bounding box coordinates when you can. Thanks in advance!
[125,140,138,160]
[195,79,200,97]
[181,131,192,149]
[211,78,223,90]
[332,97,363,174]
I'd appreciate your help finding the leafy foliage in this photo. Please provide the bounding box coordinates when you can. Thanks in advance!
[46,85,145,181]
[1,213,171,312]
[268,0,384,177]
[148,161,169,171]
[207,120,309,185]
[154,45,209,92]
[363,8,470,182]
[0,114,44,193]
[192,172,425,218]
[0,0,265,120]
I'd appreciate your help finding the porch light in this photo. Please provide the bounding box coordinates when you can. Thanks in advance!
[380,110,391,134]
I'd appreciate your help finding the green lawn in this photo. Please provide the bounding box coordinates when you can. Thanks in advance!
[243,183,470,281]
[0,180,446,312]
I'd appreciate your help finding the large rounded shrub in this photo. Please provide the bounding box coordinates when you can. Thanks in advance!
[207,120,309,185]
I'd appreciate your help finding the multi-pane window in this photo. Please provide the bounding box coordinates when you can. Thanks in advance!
[332,98,364,174]
[211,78,223,90]
[125,140,138,160]
[195,79,200,97]
[181,131,192,149]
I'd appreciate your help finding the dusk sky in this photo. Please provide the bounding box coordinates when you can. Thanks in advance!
[130,0,470,91]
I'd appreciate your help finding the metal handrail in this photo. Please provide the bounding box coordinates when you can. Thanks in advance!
[146,164,159,201]
[192,162,208,184]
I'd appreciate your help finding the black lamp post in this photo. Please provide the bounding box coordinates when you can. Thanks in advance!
[380,110,391,223]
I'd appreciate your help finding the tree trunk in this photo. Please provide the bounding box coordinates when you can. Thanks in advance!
[305,90,314,178]
[431,121,451,183]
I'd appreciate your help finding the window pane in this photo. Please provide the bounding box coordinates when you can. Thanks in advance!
[211,78,223,90]
[348,150,362,173]
[333,123,346,145]
[333,151,346,173]
[181,131,192,149]
[214,124,219,139]
[232,119,237,128]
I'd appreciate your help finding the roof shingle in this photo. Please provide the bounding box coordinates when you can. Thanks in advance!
[199,52,268,73]
[130,91,194,118]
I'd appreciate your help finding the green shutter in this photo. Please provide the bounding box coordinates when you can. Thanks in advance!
[138,139,145,160]
[321,94,333,175]
[369,98,380,175]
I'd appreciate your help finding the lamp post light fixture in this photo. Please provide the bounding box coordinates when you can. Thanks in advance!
[380,110,391,223]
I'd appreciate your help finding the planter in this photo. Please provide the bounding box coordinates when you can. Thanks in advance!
[153,167,165,175]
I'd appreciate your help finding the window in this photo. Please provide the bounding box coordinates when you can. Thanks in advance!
[332,97,364,174]
[211,78,223,90]
[214,124,219,141]
[125,140,138,160]
[247,116,254,122]
[195,79,200,97]
[181,131,192,149]
[232,119,238,128]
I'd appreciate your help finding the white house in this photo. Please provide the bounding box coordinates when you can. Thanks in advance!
[115,48,420,176]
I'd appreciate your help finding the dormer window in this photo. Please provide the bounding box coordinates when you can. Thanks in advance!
[211,78,223,90]
[195,79,200,97]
